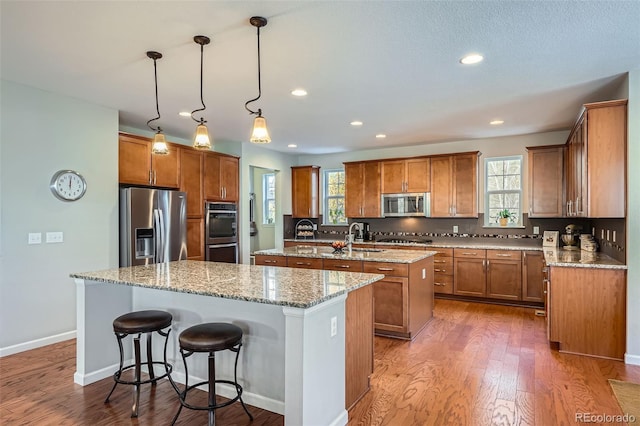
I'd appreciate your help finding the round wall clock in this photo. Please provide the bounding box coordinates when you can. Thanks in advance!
[50,170,87,201]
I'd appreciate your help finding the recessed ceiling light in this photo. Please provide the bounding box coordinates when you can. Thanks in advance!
[460,54,484,65]
[350,121,363,126]
[288,144,297,148]
[291,88,307,97]
[178,111,191,117]
[376,134,386,139]
[490,120,504,125]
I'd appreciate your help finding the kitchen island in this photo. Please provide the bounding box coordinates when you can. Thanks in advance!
[254,246,436,340]
[71,260,384,426]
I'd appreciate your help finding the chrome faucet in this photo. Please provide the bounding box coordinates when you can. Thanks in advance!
[346,222,363,248]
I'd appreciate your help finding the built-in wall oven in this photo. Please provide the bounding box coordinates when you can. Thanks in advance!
[205,202,238,263]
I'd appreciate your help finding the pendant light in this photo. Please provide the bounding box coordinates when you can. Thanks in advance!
[191,35,212,150]
[244,16,271,144]
[146,51,168,155]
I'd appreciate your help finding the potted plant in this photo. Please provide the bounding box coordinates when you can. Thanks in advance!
[497,209,514,226]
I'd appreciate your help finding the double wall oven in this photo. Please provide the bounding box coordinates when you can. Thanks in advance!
[205,202,238,263]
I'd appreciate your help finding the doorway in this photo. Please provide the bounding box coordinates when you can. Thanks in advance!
[249,166,279,253]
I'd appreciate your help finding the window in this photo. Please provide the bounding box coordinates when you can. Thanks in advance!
[323,169,347,225]
[485,156,522,226]
[262,173,275,225]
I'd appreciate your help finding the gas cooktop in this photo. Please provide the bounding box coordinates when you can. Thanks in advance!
[376,238,433,244]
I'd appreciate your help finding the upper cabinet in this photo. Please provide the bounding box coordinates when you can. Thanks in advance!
[344,161,381,218]
[565,99,627,218]
[431,152,479,217]
[292,166,320,218]
[119,133,180,188]
[527,145,565,218]
[204,152,239,202]
[381,158,430,193]
[179,148,204,217]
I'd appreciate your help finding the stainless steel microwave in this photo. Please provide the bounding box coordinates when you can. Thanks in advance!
[381,193,431,217]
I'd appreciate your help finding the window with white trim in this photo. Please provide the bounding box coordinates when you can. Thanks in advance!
[323,169,347,225]
[262,173,275,225]
[484,156,523,226]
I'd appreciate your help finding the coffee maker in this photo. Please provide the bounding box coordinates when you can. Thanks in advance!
[360,222,371,241]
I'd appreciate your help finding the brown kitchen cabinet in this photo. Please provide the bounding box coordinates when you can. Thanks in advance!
[344,161,381,218]
[380,157,430,194]
[119,132,181,188]
[522,251,544,303]
[486,250,522,301]
[453,248,486,297]
[345,284,374,410]
[322,258,364,272]
[186,217,205,260]
[433,248,453,295]
[564,99,627,218]
[204,152,239,202]
[527,145,565,218]
[291,166,320,218]
[180,148,204,217]
[431,152,479,217]
[547,266,626,360]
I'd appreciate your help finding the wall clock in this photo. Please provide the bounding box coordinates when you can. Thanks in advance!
[50,170,87,201]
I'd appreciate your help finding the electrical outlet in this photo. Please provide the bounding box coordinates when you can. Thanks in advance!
[330,316,337,337]
[453,225,459,233]
[533,226,539,235]
[28,233,42,245]
[46,232,64,243]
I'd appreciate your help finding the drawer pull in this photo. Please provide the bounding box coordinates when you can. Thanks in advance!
[264,260,277,264]
[434,282,446,286]
[496,253,513,257]
[434,260,446,263]
[295,262,310,266]
[337,265,351,269]
[434,269,446,273]
[461,252,477,256]
[377,267,394,271]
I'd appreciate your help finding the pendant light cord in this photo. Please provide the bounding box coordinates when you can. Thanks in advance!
[191,41,207,124]
[244,24,262,116]
[146,56,162,132]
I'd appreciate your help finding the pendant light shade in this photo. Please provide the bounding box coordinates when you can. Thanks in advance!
[191,35,212,150]
[250,113,271,143]
[245,16,271,144]
[146,51,169,155]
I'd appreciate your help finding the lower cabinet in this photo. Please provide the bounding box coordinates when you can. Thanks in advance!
[453,249,487,297]
[522,251,544,303]
[186,218,204,260]
[433,248,453,295]
[486,250,522,301]
[345,284,374,410]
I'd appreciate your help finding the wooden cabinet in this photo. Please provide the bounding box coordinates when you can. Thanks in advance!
[345,284,374,410]
[119,133,180,188]
[344,161,381,218]
[180,149,204,217]
[186,218,204,261]
[291,166,320,218]
[204,152,239,202]
[453,249,486,297]
[527,145,565,218]
[254,255,287,267]
[486,250,522,301]
[431,153,478,217]
[564,99,627,218]
[548,266,626,360]
[323,258,364,272]
[433,248,453,295]
[522,251,544,303]
[381,158,430,194]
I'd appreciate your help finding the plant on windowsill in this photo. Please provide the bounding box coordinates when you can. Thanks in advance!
[497,209,515,226]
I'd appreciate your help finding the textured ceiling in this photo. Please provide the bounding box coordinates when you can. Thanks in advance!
[1,1,638,154]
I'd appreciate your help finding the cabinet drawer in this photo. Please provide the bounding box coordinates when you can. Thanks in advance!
[454,248,486,259]
[363,262,409,277]
[433,257,453,275]
[254,255,287,266]
[287,257,323,269]
[434,273,453,294]
[322,258,363,272]
[433,248,453,257]
[487,249,522,260]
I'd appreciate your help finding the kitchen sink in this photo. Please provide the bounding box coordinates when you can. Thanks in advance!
[350,248,385,252]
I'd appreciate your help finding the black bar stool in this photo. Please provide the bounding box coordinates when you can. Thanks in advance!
[171,322,253,426]
[104,310,173,418]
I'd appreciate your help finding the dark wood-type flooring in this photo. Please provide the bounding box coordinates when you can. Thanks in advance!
[2,299,639,425]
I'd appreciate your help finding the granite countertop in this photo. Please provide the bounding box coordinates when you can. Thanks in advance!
[285,238,544,252]
[70,260,384,309]
[255,246,436,263]
[542,248,627,269]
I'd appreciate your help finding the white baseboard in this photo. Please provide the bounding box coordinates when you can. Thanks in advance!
[0,330,76,357]
[328,409,349,426]
[74,363,119,386]
[625,352,640,365]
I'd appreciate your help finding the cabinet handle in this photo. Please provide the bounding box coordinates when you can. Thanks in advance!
[496,253,513,257]
[337,265,351,269]
[149,170,153,184]
[434,260,445,263]
[461,252,477,256]
[529,207,532,216]
[482,259,486,271]
[264,260,276,263]
[434,282,445,286]
[434,268,446,273]
[523,252,527,260]
[154,170,157,185]
[376,267,394,271]
[295,262,311,266]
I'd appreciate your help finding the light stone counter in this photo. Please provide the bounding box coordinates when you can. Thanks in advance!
[71,259,384,309]
[255,246,435,263]
[542,248,627,269]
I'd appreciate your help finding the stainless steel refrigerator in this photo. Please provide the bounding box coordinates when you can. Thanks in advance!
[120,187,187,267]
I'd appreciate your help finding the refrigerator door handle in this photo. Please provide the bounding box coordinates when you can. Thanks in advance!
[157,209,166,262]
[153,208,163,263]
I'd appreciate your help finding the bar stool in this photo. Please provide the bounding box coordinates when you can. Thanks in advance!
[104,310,173,418]
[171,322,253,426]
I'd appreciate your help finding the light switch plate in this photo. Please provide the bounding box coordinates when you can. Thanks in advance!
[28,233,42,245]
[46,231,64,243]
[330,316,337,337]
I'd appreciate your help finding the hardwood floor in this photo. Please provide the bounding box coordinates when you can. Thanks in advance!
[2,299,639,425]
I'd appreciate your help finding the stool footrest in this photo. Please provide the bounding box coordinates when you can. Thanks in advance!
[112,361,173,386]
[177,379,244,411]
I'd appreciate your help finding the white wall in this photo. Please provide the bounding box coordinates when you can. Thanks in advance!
[0,80,119,354]
[297,130,569,214]
[626,69,640,365]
